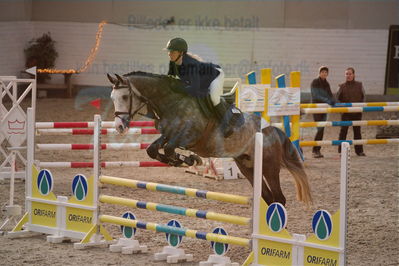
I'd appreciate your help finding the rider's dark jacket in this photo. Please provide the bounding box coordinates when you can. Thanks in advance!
[168,54,220,98]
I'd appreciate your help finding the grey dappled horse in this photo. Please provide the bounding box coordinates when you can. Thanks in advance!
[108,72,312,206]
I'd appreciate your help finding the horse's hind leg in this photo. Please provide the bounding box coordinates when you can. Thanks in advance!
[263,157,286,206]
[234,159,274,206]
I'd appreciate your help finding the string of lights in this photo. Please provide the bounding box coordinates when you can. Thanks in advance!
[37,20,107,74]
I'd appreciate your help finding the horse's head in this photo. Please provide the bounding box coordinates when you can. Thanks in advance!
[107,73,144,135]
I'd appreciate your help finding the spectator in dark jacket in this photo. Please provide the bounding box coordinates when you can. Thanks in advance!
[336,67,366,156]
[165,37,240,137]
[310,66,335,158]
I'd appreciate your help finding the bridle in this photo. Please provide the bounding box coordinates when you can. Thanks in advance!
[113,81,159,128]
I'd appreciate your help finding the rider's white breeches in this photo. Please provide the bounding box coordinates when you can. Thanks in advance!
[209,68,224,106]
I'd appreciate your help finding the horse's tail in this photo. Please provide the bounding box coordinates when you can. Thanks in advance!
[271,127,313,205]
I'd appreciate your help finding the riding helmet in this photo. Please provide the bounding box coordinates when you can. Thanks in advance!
[164,37,188,52]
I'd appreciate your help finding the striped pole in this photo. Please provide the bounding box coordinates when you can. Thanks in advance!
[300,138,399,147]
[300,120,399,127]
[245,71,262,118]
[99,215,251,247]
[36,128,159,135]
[37,143,150,150]
[275,74,291,137]
[99,195,250,226]
[99,175,251,205]
[38,161,168,168]
[245,71,256,85]
[272,120,399,128]
[301,102,399,108]
[35,121,155,128]
[301,106,399,114]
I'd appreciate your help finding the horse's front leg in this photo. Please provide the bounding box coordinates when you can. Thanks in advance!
[146,135,171,165]
[163,142,201,167]
[163,142,184,167]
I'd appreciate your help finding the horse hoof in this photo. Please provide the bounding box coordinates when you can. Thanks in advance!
[189,154,203,166]
[169,160,183,167]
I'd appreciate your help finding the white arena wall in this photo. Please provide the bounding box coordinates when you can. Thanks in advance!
[0,21,389,94]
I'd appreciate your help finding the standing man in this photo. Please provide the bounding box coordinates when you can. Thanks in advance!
[336,67,366,156]
[310,66,335,158]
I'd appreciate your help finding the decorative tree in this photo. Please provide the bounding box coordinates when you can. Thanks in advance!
[24,32,58,82]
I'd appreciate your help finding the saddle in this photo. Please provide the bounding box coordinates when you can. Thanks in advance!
[196,96,245,135]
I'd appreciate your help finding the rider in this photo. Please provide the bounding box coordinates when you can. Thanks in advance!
[164,37,241,137]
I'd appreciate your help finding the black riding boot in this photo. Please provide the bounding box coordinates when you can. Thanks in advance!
[214,101,241,138]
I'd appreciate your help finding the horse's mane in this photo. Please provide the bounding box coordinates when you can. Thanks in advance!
[123,71,186,94]
[123,71,167,79]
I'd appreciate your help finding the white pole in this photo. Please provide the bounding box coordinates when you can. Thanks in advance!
[31,71,37,126]
[251,132,263,265]
[340,142,349,265]
[9,152,16,206]
[93,115,101,227]
[26,108,35,219]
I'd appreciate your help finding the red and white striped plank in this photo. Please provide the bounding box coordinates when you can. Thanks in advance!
[38,161,168,168]
[35,121,155,129]
[37,143,150,151]
[36,128,159,135]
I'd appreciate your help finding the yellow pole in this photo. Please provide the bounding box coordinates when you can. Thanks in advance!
[290,71,303,160]
[260,68,271,124]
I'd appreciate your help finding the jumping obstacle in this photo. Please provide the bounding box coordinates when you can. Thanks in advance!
[29,109,166,168]
[238,69,399,151]
[35,120,228,179]
[6,108,102,243]
[8,112,250,264]
[245,134,348,266]
[36,128,159,135]
[300,138,399,147]
[81,116,348,265]
[272,120,399,147]
[98,194,250,225]
[0,75,37,181]
[37,143,150,150]
[0,74,37,232]
[301,102,399,108]
[35,121,155,128]
[298,103,399,148]
[73,115,250,265]
[278,120,399,128]
[98,175,250,205]
[7,112,349,265]
[301,106,399,114]
[7,168,100,243]
[37,161,167,168]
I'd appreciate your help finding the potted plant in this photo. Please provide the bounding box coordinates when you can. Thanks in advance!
[24,32,58,83]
